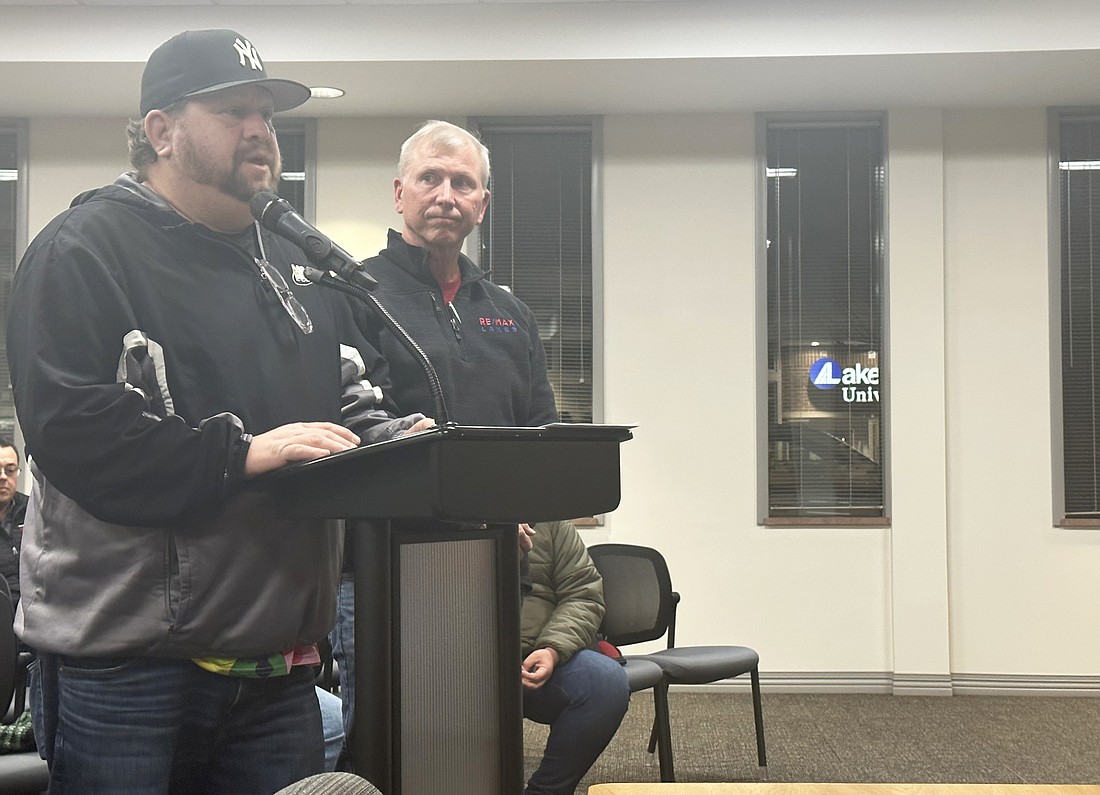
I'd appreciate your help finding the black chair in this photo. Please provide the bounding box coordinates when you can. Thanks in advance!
[316,635,339,694]
[588,543,766,782]
[614,655,672,779]
[0,578,49,794]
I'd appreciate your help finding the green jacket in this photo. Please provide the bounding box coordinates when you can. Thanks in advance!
[520,520,605,665]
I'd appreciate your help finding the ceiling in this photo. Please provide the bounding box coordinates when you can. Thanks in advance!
[2,0,1099,119]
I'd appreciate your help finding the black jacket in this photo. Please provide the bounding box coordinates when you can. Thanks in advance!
[358,230,558,427]
[7,175,413,657]
[0,491,28,606]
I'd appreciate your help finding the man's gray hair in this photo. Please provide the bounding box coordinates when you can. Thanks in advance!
[398,120,490,187]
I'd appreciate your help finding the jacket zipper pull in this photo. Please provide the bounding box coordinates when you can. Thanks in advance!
[447,302,463,342]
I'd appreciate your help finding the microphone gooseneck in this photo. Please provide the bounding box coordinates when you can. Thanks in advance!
[250,191,450,425]
[294,265,452,427]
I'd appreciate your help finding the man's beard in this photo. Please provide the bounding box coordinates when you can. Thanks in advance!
[176,134,282,204]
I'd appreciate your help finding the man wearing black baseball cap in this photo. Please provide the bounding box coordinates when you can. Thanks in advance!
[8,29,430,793]
[140,29,312,117]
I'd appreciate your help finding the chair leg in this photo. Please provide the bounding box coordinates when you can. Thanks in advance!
[652,680,674,782]
[750,666,767,770]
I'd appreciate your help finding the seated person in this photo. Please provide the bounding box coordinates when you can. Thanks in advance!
[0,437,28,609]
[521,520,630,795]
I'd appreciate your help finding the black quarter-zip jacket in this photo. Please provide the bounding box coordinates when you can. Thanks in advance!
[358,229,558,427]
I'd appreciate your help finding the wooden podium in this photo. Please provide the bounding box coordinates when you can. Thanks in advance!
[264,423,632,794]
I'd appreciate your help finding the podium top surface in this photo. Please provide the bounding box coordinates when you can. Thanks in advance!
[260,422,634,484]
[253,423,632,522]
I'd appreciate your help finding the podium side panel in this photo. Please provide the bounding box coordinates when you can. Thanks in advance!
[279,442,437,519]
[351,521,393,791]
[398,537,502,794]
[435,440,623,522]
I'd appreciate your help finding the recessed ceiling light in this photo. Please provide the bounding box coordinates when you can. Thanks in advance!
[310,87,345,100]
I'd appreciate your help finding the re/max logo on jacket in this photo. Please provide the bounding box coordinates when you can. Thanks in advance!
[479,317,519,332]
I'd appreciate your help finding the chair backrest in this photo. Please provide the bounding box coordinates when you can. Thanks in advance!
[0,578,17,716]
[587,543,676,647]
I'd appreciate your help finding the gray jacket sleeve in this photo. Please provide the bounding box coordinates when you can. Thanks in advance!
[338,343,427,444]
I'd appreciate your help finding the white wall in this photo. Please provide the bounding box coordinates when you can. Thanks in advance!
[885,109,952,689]
[944,109,1100,681]
[598,113,893,677]
[19,105,1100,691]
[26,118,129,237]
[315,117,412,261]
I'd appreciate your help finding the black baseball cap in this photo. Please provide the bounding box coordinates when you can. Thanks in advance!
[140,29,311,116]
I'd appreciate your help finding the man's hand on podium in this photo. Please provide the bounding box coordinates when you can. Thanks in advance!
[402,417,437,435]
[243,422,360,478]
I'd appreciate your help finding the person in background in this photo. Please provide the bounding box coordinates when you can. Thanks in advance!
[0,437,27,607]
[7,28,428,793]
[331,120,625,793]
[331,120,559,754]
[356,119,557,427]
[521,519,630,795]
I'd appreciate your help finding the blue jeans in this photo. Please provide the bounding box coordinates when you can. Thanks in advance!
[330,573,356,744]
[30,652,323,794]
[522,648,630,795]
[316,686,345,773]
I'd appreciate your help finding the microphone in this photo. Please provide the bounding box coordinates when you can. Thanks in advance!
[250,190,378,292]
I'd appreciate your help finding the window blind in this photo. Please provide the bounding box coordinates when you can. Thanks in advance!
[477,124,594,423]
[0,128,19,439]
[1059,114,1100,517]
[765,119,886,518]
[274,121,307,218]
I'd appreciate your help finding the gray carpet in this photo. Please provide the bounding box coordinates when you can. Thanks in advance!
[522,692,1100,793]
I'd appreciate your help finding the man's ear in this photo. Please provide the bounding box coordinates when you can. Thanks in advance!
[144,110,175,158]
[394,177,405,214]
[475,189,490,225]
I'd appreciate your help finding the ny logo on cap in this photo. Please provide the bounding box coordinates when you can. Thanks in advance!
[233,37,263,71]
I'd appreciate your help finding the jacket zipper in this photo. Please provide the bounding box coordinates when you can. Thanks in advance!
[447,301,463,342]
[430,293,462,343]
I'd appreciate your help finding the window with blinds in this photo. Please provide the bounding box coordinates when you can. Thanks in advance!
[0,124,22,440]
[475,121,594,423]
[763,117,886,521]
[1058,112,1100,521]
[274,120,310,219]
